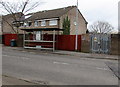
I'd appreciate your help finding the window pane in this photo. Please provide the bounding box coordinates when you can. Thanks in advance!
[24,22,28,27]
[34,21,39,27]
[49,20,57,26]
[28,22,32,26]
[41,20,46,26]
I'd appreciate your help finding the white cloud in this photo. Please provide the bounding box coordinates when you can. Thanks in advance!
[78,0,118,30]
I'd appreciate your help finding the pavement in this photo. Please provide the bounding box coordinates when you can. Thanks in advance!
[54,50,119,60]
[2,46,118,85]
[2,46,119,60]
[2,75,37,85]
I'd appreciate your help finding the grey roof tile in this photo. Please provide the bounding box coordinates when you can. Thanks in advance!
[25,6,76,21]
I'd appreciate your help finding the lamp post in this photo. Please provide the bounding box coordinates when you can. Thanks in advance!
[75,0,78,51]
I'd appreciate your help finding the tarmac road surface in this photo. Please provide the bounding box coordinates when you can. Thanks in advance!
[2,47,118,85]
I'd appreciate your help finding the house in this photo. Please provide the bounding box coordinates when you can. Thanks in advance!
[1,13,24,34]
[0,15,2,35]
[20,6,87,51]
[21,6,88,35]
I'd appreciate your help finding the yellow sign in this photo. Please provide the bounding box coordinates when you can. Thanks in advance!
[94,37,97,42]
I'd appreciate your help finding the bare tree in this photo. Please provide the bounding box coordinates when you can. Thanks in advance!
[89,21,114,34]
[0,0,42,34]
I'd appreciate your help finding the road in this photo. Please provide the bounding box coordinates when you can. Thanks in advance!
[2,47,118,85]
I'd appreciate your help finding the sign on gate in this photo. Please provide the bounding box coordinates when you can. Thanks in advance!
[90,34,110,54]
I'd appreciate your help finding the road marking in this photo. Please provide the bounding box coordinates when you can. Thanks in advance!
[3,55,9,57]
[53,62,60,64]
[53,61,69,65]
[20,57,29,60]
[3,55,29,60]
[21,51,26,52]
[29,52,35,54]
[62,63,69,65]
[96,67,108,71]
[3,55,18,58]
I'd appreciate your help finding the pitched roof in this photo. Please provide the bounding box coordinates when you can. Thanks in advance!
[2,12,24,21]
[25,6,76,21]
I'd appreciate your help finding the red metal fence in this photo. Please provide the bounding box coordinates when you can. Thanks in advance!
[3,34,81,51]
[56,35,81,51]
[4,34,18,46]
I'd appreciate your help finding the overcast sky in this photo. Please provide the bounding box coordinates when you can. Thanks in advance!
[1,0,119,32]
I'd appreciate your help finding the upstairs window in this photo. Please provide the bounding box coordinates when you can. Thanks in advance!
[20,23,24,27]
[24,22,32,27]
[28,22,32,26]
[34,21,39,27]
[49,20,57,26]
[24,22,28,27]
[41,20,46,26]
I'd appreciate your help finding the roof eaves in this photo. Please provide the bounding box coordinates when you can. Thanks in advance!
[78,10,88,24]
[58,6,76,17]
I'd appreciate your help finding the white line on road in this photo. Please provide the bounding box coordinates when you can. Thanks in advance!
[2,55,9,57]
[3,55,30,60]
[53,62,60,64]
[62,63,69,65]
[21,51,26,52]
[53,61,69,65]
[20,57,30,60]
[96,67,108,71]
[29,52,35,54]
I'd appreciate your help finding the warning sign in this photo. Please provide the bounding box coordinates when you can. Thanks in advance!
[94,37,97,42]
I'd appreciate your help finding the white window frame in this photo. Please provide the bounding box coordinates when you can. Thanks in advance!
[49,19,57,26]
[41,20,46,26]
[34,21,39,27]
[24,22,29,27]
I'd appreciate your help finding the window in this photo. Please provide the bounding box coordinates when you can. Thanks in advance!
[41,20,46,26]
[34,21,39,27]
[20,23,24,27]
[24,22,28,27]
[49,20,57,26]
[28,22,32,26]
[23,22,32,27]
